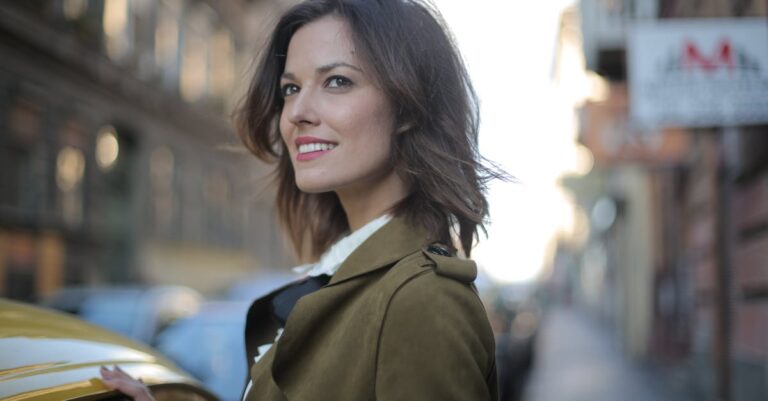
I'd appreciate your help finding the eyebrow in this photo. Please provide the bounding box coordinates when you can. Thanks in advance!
[281,61,363,80]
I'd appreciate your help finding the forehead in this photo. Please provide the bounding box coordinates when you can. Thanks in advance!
[285,15,359,71]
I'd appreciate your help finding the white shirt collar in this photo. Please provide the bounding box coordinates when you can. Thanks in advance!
[292,214,392,277]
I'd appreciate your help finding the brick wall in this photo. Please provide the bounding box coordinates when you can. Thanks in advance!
[681,133,724,399]
[730,131,768,400]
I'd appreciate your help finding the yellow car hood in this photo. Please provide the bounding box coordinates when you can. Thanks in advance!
[0,299,196,401]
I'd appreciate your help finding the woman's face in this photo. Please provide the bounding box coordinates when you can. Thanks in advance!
[279,16,398,195]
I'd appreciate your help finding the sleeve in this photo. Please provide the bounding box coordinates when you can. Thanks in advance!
[375,271,498,401]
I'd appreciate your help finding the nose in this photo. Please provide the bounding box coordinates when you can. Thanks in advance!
[285,90,319,127]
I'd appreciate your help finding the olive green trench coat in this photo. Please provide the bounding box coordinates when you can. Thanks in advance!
[243,217,498,400]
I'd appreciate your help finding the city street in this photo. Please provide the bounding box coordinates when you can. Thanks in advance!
[524,307,693,401]
[0,1,766,400]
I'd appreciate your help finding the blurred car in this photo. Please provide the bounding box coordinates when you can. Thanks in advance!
[41,285,203,345]
[153,272,297,401]
[224,271,296,301]
[155,300,252,401]
[0,298,220,401]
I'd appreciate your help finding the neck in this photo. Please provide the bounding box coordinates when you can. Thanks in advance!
[337,170,408,231]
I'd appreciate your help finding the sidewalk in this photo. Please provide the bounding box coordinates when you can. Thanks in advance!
[523,307,693,401]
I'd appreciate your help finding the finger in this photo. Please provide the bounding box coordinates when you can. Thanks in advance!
[99,367,136,390]
[102,377,145,397]
[98,365,151,400]
[112,365,133,379]
[100,365,114,379]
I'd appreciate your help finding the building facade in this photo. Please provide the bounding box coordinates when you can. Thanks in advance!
[0,0,296,300]
[555,0,768,400]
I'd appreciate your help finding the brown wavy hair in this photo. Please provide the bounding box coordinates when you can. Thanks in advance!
[236,0,505,260]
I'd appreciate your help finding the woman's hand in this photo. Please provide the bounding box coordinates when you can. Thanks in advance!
[100,365,155,401]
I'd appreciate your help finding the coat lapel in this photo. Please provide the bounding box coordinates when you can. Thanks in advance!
[270,217,431,396]
[328,216,429,285]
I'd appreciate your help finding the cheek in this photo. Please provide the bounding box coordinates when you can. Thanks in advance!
[348,110,396,172]
[345,98,396,144]
[278,112,292,150]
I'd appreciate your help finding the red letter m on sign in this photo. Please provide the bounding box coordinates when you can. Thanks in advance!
[683,40,734,72]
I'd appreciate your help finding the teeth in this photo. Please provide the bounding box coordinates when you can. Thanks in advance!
[298,143,336,154]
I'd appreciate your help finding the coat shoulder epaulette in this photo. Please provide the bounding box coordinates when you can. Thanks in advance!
[420,244,477,284]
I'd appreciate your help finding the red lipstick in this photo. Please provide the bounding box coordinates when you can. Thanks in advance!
[294,136,338,161]
[295,136,336,146]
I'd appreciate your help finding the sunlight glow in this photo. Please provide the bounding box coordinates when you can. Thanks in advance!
[433,0,579,283]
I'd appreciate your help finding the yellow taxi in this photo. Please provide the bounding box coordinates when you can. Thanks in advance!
[0,298,220,401]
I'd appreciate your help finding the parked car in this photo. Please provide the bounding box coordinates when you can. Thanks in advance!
[156,300,252,401]
[153,272,296,401]
[0,298,220,401]
[224,271,296,301]
[41,285,203,345]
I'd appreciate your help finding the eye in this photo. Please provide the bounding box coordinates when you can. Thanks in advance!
[326,75,353,89]
[281,83,300,97]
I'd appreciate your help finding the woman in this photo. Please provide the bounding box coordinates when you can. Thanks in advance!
[102,0,503,399]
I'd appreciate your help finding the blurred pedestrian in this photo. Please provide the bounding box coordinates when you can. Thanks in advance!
[102,0,505,399]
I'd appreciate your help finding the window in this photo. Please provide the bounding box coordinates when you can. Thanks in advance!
[210,28,235,106]
[103,0,133,62]
[0,97,47,217]
[155,0,182,89]
[95,126,120,171]
[180,5,214,102]
[149,146,176,235]
[56,119,88,227]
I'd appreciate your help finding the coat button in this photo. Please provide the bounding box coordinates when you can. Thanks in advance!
[427,243,452,257]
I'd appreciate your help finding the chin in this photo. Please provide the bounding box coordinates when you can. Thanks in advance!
[294,179,334,194]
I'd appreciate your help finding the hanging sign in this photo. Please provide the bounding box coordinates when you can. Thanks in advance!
[629,19,768,128]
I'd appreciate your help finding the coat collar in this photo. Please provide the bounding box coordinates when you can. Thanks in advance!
[270,216,432,396]
[328,216,430,285]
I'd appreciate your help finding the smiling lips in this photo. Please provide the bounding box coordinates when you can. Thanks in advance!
[295,136,338,161]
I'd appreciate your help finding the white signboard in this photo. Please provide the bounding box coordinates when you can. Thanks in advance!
[629,19,768,128]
